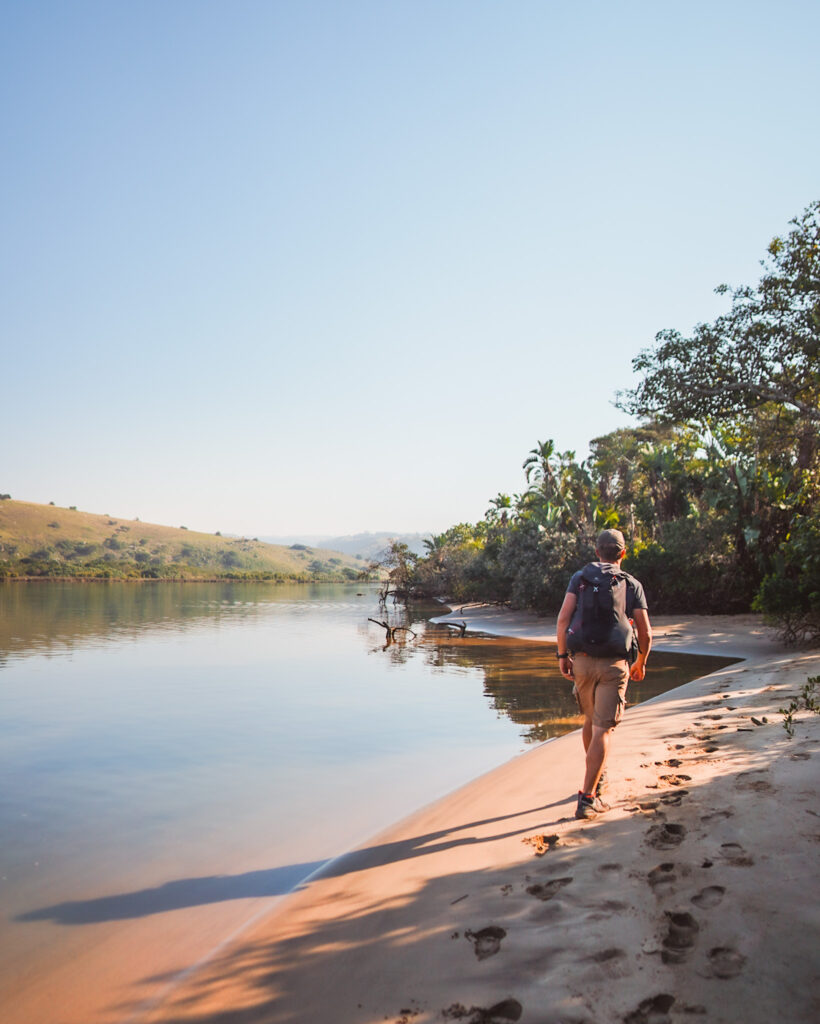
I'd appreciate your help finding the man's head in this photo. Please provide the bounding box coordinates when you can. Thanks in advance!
[595,528,626,563]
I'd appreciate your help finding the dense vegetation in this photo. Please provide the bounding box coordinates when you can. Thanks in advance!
[392,201,820,644]
[0,501,370,583]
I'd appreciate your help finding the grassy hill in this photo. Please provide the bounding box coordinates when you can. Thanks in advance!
[0,500,371,581]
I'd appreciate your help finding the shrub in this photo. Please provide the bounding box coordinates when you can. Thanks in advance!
[754,513,820,645]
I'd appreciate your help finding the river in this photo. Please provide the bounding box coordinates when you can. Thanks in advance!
[0,582,732,1023]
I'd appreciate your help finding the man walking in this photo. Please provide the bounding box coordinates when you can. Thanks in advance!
[555,529,652,819]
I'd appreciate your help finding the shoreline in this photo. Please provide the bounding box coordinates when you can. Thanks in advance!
[139,609,820,1024]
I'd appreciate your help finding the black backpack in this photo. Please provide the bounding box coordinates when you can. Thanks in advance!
[567,562,637,661]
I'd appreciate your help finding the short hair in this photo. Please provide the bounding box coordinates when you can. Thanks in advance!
[595,528,626,561]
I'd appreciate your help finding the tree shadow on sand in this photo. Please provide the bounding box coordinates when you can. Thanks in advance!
[109,686,816,1024]
[16,800,567,926]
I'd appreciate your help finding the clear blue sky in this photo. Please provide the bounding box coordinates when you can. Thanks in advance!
[3,1,818,536]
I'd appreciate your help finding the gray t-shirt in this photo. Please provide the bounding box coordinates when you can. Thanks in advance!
[566,561,648,615]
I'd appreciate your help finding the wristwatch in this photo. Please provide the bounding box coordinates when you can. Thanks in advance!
[556,652,570,659]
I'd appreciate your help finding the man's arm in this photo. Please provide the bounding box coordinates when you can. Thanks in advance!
[630,608,652,681]
[555,592,576,680]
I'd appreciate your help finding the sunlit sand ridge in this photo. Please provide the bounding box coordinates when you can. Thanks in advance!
[137,611,819,1024]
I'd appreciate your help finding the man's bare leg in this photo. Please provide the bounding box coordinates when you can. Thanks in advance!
[582,724,613,795]
[582,717,593,753]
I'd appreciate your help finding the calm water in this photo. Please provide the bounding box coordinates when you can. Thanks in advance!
[0,582,735,1022]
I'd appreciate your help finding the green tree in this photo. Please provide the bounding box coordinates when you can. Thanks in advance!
[621,200,819,457]
[620,200,820,636]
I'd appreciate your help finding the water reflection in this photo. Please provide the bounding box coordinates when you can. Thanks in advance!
[0,581,367,666]
[367,600,739,742]
[1,584,739,746]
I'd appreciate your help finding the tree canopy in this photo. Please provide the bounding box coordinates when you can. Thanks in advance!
[621,200,819,432]
[405,201,820,644]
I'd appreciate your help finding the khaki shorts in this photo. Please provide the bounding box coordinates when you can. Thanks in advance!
[571,655,629,729]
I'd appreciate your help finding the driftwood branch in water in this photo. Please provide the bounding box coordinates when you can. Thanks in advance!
[368,618,418,642]
[440,620,468,637]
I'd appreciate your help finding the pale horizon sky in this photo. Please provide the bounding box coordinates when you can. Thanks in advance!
[3,1,818,537]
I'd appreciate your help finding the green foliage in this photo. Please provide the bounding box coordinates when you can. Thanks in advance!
[0,500,362,583]
[407,203,819,630]
[779,675,820,739]
[621,200,820,436]
[754,512,820,644]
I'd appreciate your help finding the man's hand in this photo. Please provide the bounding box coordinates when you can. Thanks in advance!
[555,592,577,682]
[631,609,652,682]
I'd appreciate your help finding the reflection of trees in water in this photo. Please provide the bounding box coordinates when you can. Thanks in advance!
[0,581,364,666]
[625,651,740,703]
[371,606,740,744]
[421,628,576,743]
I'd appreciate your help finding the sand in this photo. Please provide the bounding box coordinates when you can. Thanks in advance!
[135,609,820,1024]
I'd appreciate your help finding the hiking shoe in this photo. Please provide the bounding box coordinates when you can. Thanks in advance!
[575,792,606,820]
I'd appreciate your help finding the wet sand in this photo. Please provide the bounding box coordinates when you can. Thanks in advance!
[135,610,820,1024]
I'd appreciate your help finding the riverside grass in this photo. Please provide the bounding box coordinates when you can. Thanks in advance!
[0,499,366,581]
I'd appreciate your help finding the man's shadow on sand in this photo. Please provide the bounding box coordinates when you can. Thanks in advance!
[16,799,569,926]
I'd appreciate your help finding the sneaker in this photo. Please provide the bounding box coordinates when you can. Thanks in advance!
[575,792,606,820]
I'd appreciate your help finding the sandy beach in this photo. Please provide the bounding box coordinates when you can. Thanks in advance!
[133,608,820,1024]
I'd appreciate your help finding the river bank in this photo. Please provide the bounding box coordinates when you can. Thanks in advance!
[140,609,820,1024]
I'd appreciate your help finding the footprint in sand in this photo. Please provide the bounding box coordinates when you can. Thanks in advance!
[648,862,676,889]
[791,751,811,761]
[623,993,675,1024]
[700,809,733,823]
[464,926,506,960]
[526,877,573,901]
[719,843,754,867]
[522,833,559,856]
[647,822,687,849]
[660,790,688,806]
[662,910,700,964]
[443,998,523,1022]
[708,946,746,979]
[691,885,726,908]
[735,770,773,793]
[585,947,626,963]
[659,774,692,787]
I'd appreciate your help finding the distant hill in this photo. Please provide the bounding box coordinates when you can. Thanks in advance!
[0,500,370,581]
[259,531,430,561]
